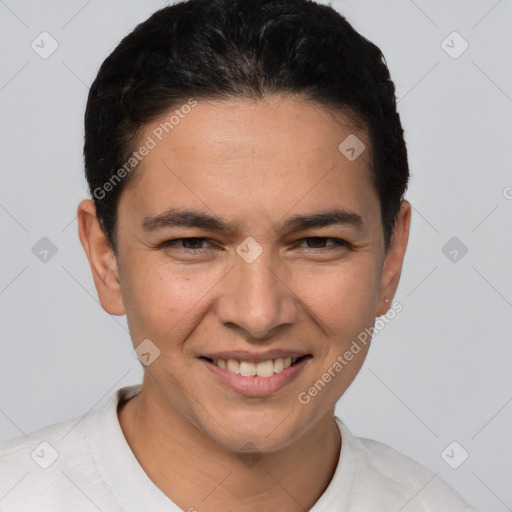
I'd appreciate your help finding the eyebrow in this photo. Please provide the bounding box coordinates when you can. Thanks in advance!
[141,208,365,234]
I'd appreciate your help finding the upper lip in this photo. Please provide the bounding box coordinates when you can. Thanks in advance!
[200,349,310,363]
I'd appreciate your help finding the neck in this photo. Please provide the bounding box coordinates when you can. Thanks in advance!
[118,378,341,512]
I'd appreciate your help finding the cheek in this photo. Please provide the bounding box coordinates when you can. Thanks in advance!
[298,267,377,398]
[298,262,380,336]
[120,259,222,343]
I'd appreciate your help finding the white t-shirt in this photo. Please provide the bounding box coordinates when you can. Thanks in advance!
[0,384,477,511]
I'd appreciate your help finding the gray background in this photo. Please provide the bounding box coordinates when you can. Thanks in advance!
[0,1,511,510]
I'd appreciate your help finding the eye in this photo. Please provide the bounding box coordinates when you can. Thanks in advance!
[296,237,351,250]
[158,236,351,255]
[160,237,212,252]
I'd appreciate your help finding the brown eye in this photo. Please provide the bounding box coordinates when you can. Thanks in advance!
[161,237,211,251]
[298,237,350,249]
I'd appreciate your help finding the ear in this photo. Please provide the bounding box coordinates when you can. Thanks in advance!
[376,200,411,317]
[77,199,126,316]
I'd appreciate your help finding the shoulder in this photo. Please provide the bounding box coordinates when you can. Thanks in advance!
[0,412,96,511]
[336,419,478,511]
[0,386,142,512]
[0,411,86,472]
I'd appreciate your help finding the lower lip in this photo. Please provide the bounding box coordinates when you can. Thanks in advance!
[200,357,310,397]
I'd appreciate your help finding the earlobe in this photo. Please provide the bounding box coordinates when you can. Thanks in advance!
[77,199,126,316]
[376,200,411,317]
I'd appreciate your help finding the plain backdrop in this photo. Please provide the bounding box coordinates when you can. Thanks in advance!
[0,1,511,510]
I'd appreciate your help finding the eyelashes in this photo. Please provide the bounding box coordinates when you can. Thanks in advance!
[296,237,351,250]
[159,236,352,253]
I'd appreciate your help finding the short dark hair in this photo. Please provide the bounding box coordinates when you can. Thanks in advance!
[84,0,409,253]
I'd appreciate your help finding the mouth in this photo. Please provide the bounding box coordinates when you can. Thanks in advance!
[199,354,312,397]
[200,355,311,378]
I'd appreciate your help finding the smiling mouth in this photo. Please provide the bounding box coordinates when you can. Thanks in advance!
[200,355,311,378]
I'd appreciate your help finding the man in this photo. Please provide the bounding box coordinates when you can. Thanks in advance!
[0,0,478,510]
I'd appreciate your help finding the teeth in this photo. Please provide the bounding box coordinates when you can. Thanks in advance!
[256,360,274,377]
[274,358,284,373]
[239,361,256,377]
[227,359,240,373]
[211,356,302,378]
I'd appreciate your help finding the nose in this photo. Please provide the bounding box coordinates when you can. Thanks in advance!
[215,245,299,340]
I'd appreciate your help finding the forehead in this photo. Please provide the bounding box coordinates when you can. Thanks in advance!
[118,96,379,233]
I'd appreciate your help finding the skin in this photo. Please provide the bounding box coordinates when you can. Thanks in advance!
[78,95,411,511]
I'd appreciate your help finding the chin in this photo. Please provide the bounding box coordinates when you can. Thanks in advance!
[197,406,308,454]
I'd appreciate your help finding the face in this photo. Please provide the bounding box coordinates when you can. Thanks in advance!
[80,95,410,453]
